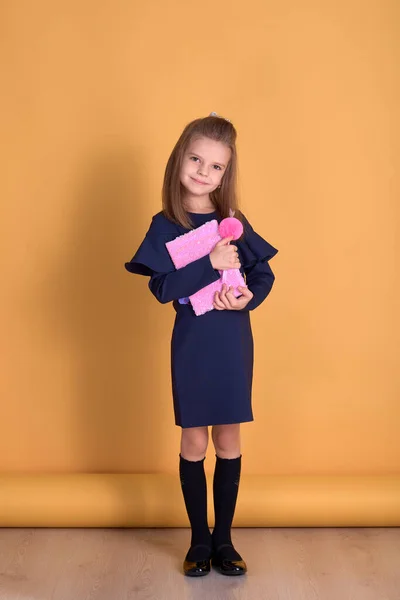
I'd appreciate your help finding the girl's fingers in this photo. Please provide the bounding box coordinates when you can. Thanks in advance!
[214,291,225,309]
[216,236,233,247]
[219,284,232,309]
[226,286,253,310]
[215,285,251,311]
[237,286,253,298]
[225,286,238,307]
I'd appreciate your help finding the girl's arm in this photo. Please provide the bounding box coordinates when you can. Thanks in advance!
[125,213,220,303]
[148,254,220,304]
[240,260,276,311]
[235,212,278,311]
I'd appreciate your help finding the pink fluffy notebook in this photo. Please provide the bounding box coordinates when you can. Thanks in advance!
[165,219,246,316]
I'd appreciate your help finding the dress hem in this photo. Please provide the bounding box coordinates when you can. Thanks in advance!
[176,417,254,429]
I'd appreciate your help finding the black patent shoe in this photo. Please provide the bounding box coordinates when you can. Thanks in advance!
[211,543,247,576]
[183,544,212,577]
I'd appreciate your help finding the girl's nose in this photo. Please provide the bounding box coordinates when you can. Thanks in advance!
[198,166,208,176]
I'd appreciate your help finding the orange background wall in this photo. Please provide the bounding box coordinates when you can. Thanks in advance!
[1,0,399,478]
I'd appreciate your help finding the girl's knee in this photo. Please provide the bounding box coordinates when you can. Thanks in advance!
[180,426,209,460]
[211,424,241,458]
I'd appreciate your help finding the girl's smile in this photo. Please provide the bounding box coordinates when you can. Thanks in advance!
[191,177,209,185]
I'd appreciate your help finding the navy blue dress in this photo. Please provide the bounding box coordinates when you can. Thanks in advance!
[125,210,278,429]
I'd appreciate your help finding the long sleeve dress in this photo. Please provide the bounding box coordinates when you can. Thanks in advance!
[125,210,278,428]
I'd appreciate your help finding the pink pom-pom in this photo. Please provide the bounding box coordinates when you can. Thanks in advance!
[218,217,243,240]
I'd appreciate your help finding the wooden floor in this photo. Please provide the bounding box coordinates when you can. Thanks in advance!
[0,527,399,599]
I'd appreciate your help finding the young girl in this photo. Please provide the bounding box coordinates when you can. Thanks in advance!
[125,113,278,577]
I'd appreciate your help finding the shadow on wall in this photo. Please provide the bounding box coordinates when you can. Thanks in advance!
[40,144,171,474]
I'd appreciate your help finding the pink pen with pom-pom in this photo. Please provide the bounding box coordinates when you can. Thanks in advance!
[218,217,244,286]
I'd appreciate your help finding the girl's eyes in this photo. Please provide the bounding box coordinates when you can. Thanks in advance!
[189,156,222,170]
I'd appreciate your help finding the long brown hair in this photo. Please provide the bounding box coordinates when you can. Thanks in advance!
[162,115,241,229]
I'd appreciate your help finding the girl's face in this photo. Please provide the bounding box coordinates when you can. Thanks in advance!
[180,136,231,198]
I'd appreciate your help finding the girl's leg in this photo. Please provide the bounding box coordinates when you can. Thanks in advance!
[210,423,247,574]
[180,425,209,461]
[211,422,241,459]
[179,426,212,570]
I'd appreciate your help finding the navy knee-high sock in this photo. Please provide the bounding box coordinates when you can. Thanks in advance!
[179,454,212,561]
[211,454,243,561]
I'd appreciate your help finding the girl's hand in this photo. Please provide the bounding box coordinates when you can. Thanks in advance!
[210,237,241,270]
[213,284,254,311]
